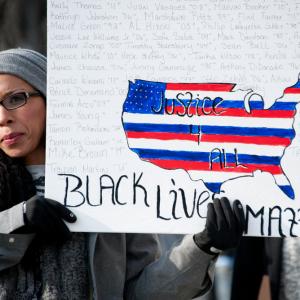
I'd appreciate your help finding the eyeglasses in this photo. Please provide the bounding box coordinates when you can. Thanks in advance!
[0,91,42,111]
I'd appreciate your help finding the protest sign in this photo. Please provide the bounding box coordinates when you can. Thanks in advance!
[47,0,300,235]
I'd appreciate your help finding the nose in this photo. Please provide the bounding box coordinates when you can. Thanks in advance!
[0,105,13,126]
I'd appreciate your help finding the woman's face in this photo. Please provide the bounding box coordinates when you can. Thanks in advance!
[0,74,46,164]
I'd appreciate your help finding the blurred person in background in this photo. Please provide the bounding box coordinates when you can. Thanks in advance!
[0,0,46,54]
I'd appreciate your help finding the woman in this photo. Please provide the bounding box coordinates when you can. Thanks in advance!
[231,236,300,300]
[0,48,245,299]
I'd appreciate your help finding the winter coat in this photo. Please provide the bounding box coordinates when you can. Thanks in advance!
[0,152,216,299]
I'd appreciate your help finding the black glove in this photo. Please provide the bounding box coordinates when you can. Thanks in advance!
[23,195,77,242]
[194,197,245,255]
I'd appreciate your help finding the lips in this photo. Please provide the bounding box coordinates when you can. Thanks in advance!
[1,132,24,146]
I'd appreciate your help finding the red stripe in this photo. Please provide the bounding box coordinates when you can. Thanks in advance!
[169,107,295,118]
[166,83,235,92]
[126,131,291,146]
[127,131,199,142]
[148,159,283,174]
[284,87,300,94]
[201,134,291,146]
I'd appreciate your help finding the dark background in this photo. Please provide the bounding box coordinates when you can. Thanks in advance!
[0,0,46,54]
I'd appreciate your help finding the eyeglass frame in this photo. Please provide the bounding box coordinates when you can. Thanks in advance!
[0,90,43,111]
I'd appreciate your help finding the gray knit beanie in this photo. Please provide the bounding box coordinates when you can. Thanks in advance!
[0,48,46,98]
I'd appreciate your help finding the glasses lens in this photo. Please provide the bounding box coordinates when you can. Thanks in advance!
[3,93,26,110]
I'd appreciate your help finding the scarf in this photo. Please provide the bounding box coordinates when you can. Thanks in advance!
[0,151,89,299]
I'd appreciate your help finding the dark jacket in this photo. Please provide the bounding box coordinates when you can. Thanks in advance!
[0,151,217,299]
[231,237,283,300]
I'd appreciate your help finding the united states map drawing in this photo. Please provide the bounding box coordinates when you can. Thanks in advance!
[122,78,300,200]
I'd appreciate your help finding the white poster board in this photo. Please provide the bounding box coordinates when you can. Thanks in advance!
[46,0,300,236]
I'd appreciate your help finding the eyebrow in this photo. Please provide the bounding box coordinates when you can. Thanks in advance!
[0,90,26,102]
[0,89,18,98]
[0,91,11,101]
[0,89,30,97]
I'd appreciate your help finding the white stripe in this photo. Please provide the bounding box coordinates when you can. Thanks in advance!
[123,112,294,129]
[280,94,300,102]
[165,90,250,100]
[187,170,255,182]
[127,138,286,156]
[165,90,300,103]
[198,115,294,128]
[186,171,289,184]
[274,174,292,185]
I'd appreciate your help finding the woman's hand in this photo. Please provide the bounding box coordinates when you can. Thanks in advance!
[24,195,77,242]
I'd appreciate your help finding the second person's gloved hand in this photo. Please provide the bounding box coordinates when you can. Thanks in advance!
[194,197,245,255]
[23,195,77,242]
